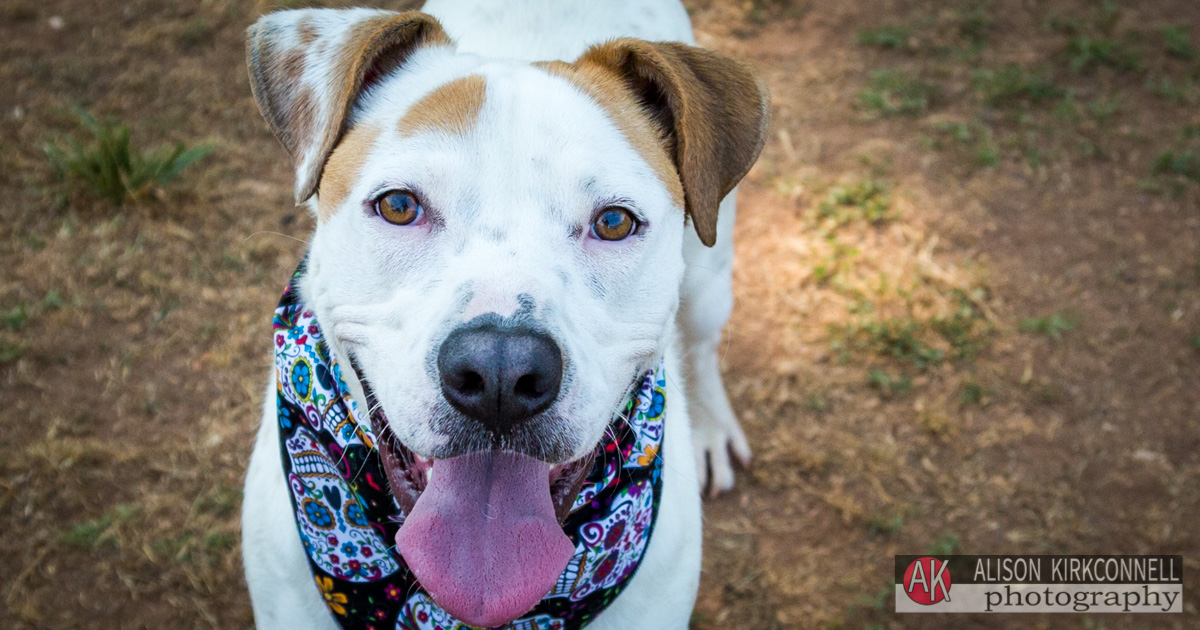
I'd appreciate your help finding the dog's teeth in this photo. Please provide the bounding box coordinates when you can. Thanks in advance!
[426,467,435,484]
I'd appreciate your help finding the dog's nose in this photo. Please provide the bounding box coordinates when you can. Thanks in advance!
[437,322,563,432]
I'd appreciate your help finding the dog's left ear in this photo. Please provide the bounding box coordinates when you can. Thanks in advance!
[246,9,452,204]
[577,40,770,247]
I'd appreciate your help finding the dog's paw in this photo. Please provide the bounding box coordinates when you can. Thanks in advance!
[692,415,751,498]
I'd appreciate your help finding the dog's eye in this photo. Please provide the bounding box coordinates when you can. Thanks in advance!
[375,190,424,226]
[591,207,638,241]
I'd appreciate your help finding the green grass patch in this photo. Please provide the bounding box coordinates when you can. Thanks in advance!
[803,393,830,412]
[60,503,138,549]
[973,64,1063,105]
[931,289,992,359]
[1163,25,1197,60]
[1020,312,1077,340]
[931,120,1000,167]
[1067,36,1141,72]
[1153,151,1200,182]
[960,380,991,406]
[851,318,946,368]
[151,530,237,564]
[1,305,28,330]
[818,179,893,226]
[927,532,962,555]
[859,69,937,116]
[956,3,994,45]
[868,369,913,396]
[194,484,240,518]
[42,291,65,311]
[935,121,974,145]
[976,141,1000,167]
[1095,0,1121,35]
[857,25,910,50]
[0,339,28,363]
[867,510,906,538]
[1146,77,1196,103]
[203,531,238,551]
[812,237,860,286]
[2,291,65,333]
[836,290,990,369]
[856,582,893,613]
[1087,95,1121,120]
[44,106,214,206]
[1054,92,1081,122]
[61,516,117,549]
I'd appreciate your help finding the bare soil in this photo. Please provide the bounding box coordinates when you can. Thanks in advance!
[2,0,1198,628]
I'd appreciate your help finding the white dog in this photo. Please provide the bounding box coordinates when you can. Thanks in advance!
[240,1,767,628]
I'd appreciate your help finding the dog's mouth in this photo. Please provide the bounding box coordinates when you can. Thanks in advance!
[363,385,595,523]
[358,369,593,627]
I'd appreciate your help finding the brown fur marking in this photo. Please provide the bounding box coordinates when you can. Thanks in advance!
[538,61,684,207]
[282,48,306,83]
[397,74,488,138]
[318,123,382,217]
[556,40,770,246]
[296,18,317,46]
[287,88,317,163]
[246,12,452,203]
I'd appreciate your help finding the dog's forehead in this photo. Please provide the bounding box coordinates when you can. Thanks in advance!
[316,53,683,218]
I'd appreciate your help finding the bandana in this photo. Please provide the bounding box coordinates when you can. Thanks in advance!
[273,269,666,630]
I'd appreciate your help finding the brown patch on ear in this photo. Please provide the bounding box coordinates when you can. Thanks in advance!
[282,49,307,82]
[296,18,317,46]
[397,74,488,138]
[538,61,684,208]
[317,123,382,218]
[574,40,770,246]
[246,11,452,204]
[246,31,313,159]
[287,88,318,165]
[314,14,450,198]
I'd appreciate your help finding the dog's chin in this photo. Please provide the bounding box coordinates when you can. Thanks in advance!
[360,375,595,523]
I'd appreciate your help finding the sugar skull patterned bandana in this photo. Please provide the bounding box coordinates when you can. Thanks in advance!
[273,269,666,630]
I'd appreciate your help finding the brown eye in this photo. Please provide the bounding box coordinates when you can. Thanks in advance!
[591,207,637,241]
[375,190,424,226]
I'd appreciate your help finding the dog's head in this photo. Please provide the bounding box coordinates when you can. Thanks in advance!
[249,7,767,464]
[248,8,765,623]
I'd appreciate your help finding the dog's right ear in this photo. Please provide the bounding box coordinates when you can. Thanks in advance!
[246,9,451,205]
[573,40,769,247]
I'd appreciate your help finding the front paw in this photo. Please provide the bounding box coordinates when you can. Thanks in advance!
[692,415,751,498]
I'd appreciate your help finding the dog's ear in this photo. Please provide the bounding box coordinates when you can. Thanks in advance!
[246,9,451,204]
[576,40,769,247]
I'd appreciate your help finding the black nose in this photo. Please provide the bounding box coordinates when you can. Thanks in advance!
[437,322,563,432]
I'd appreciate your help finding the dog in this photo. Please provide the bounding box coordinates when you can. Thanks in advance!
[240,1,767,628]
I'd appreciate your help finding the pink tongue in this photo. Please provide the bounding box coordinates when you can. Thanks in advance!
[395,450,574,628]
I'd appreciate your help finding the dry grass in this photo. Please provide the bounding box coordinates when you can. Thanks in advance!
[2,0,1199,629]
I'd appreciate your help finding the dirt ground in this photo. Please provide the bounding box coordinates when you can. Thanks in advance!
[2,0,1198,628]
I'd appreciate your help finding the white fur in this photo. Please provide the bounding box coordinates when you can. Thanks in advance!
[243,1,748,627]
